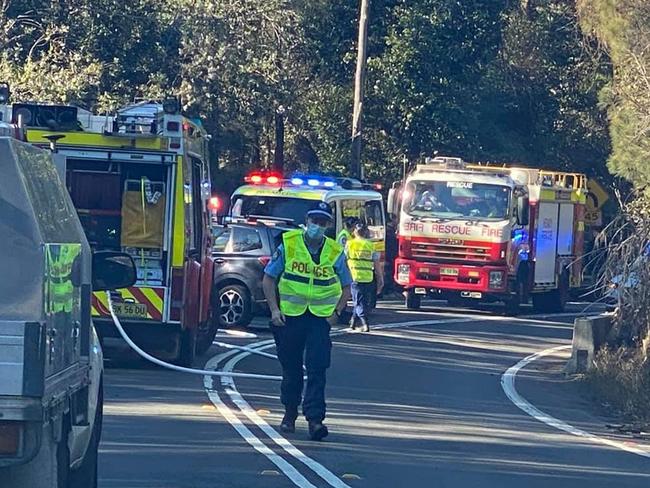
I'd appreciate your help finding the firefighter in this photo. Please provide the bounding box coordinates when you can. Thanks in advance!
[346,223,383,332]
[337,217,357,247]
[262,201,352,441]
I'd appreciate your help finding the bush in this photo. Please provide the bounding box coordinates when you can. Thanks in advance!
[586,347,650,424]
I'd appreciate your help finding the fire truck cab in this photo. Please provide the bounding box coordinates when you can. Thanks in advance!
[1,99,215,365]
[389,157,587,313]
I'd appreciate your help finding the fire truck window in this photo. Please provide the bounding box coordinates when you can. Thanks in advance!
[232,227,263,253]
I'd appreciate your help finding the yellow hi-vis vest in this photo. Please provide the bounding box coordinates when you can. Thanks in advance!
[336,229,351,247]
[346,238,375,283]
[278,230,343,317]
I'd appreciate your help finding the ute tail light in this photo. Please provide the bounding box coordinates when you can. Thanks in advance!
[258,256,272,266]
[0,421,23,456]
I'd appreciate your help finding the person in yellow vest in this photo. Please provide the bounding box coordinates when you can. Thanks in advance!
[336,217,356,247]
[262,202,352,441]
[346,223,384,332]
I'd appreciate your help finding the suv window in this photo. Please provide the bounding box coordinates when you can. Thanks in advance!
[232,226,263,253]
[212,227,231,252]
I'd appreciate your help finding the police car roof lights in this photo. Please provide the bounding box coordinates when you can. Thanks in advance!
[245,170,283,185]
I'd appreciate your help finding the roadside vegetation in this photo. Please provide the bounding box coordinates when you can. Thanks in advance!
[576,1,650,424]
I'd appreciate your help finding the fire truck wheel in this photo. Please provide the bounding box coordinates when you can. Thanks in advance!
[196,320,218,356]
[176,328,197,367]
[405,290,421,310]
[216,284,252,328]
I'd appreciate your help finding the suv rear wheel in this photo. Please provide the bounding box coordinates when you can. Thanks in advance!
[217,284,253,328]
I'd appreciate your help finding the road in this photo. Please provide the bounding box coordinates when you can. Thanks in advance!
[99,300,650,487]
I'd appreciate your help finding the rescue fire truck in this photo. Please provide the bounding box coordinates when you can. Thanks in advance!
[0,98,215,365]
[388,157,587,313]
[229,171,387,293]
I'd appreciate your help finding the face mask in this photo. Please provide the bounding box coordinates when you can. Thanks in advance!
[306,223,325,240]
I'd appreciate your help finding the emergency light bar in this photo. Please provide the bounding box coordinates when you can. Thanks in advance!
[244,170,283,185]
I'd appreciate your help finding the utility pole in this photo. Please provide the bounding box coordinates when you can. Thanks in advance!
[351,0,370,180]
[273,105,285,172]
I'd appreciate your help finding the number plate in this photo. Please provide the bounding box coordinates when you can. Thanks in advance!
[440,267,459,276]
[112,303,148,319]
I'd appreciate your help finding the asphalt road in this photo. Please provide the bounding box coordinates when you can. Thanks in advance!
[99,300,650,487]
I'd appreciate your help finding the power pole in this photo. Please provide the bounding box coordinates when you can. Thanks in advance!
[273,105,285,172]
[351,0,370,180]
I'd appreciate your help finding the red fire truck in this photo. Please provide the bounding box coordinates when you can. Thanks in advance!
[0,99,216,365]
[388,157,587,313]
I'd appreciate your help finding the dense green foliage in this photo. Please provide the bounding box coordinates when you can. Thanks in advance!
[578,0,650,188]
[0,0,614,190]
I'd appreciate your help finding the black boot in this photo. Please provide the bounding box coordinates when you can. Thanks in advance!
[280,410,297,433]
[308,421,329,441]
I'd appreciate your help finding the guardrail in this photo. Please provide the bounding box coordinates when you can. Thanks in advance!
[565,314,615,374]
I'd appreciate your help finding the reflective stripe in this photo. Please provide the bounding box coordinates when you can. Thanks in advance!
[282,272,311,285]
[313,277,338,286]
[280,294,339,306]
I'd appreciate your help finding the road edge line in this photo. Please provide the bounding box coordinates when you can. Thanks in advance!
[501,344,650,459]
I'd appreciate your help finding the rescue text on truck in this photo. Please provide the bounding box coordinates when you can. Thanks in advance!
[0,97,216,366]
[388,157,587,314]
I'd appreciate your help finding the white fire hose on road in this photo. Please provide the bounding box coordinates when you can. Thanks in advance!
[107,293,281,380]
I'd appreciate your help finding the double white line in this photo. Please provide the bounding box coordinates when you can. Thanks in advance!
[203,318,468,487]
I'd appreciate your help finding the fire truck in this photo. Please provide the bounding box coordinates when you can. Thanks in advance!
[229,171,387,296]
[388,157,587,313]
[0,98,216,365]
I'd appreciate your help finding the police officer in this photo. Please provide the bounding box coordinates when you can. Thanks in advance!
[346,223,383,332]
[336,217,357,247]
[262,202,352,441]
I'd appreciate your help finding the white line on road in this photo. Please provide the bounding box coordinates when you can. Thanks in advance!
[222,348,353,488]
[501,345,650,459]
[204,313,595,487]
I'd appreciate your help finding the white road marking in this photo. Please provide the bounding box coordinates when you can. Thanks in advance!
[214,329,258,339]
[222,348,353,488]
[501,345,650,459]
[203,312,599,487]
[203,367,318,487]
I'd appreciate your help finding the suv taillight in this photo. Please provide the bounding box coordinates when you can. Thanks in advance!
[258,256,271,266]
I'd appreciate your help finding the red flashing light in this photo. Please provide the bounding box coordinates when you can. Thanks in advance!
[374,183,383,190]
[245,170,283,185]
[208,196,221,211]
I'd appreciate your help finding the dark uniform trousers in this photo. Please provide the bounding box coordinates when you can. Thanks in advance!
[351,281,373,321]
[271,311,332,422]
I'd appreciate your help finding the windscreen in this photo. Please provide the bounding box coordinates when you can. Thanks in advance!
[231,195,317,225]
[404,180,511,220]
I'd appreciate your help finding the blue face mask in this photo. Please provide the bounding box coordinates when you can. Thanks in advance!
[306,223,325,240]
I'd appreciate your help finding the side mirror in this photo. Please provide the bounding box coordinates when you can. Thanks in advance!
[387,185,401,217]
[92,251,137,291]
[517,196,529,226]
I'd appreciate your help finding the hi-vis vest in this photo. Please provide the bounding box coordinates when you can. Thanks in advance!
[337,229,351,247]
[346,238,375,284]
[278,230,343,317]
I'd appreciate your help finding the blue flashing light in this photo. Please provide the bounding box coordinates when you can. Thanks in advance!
[291,177,304,186]
[307,179,320,187]
[323,181,336,188]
